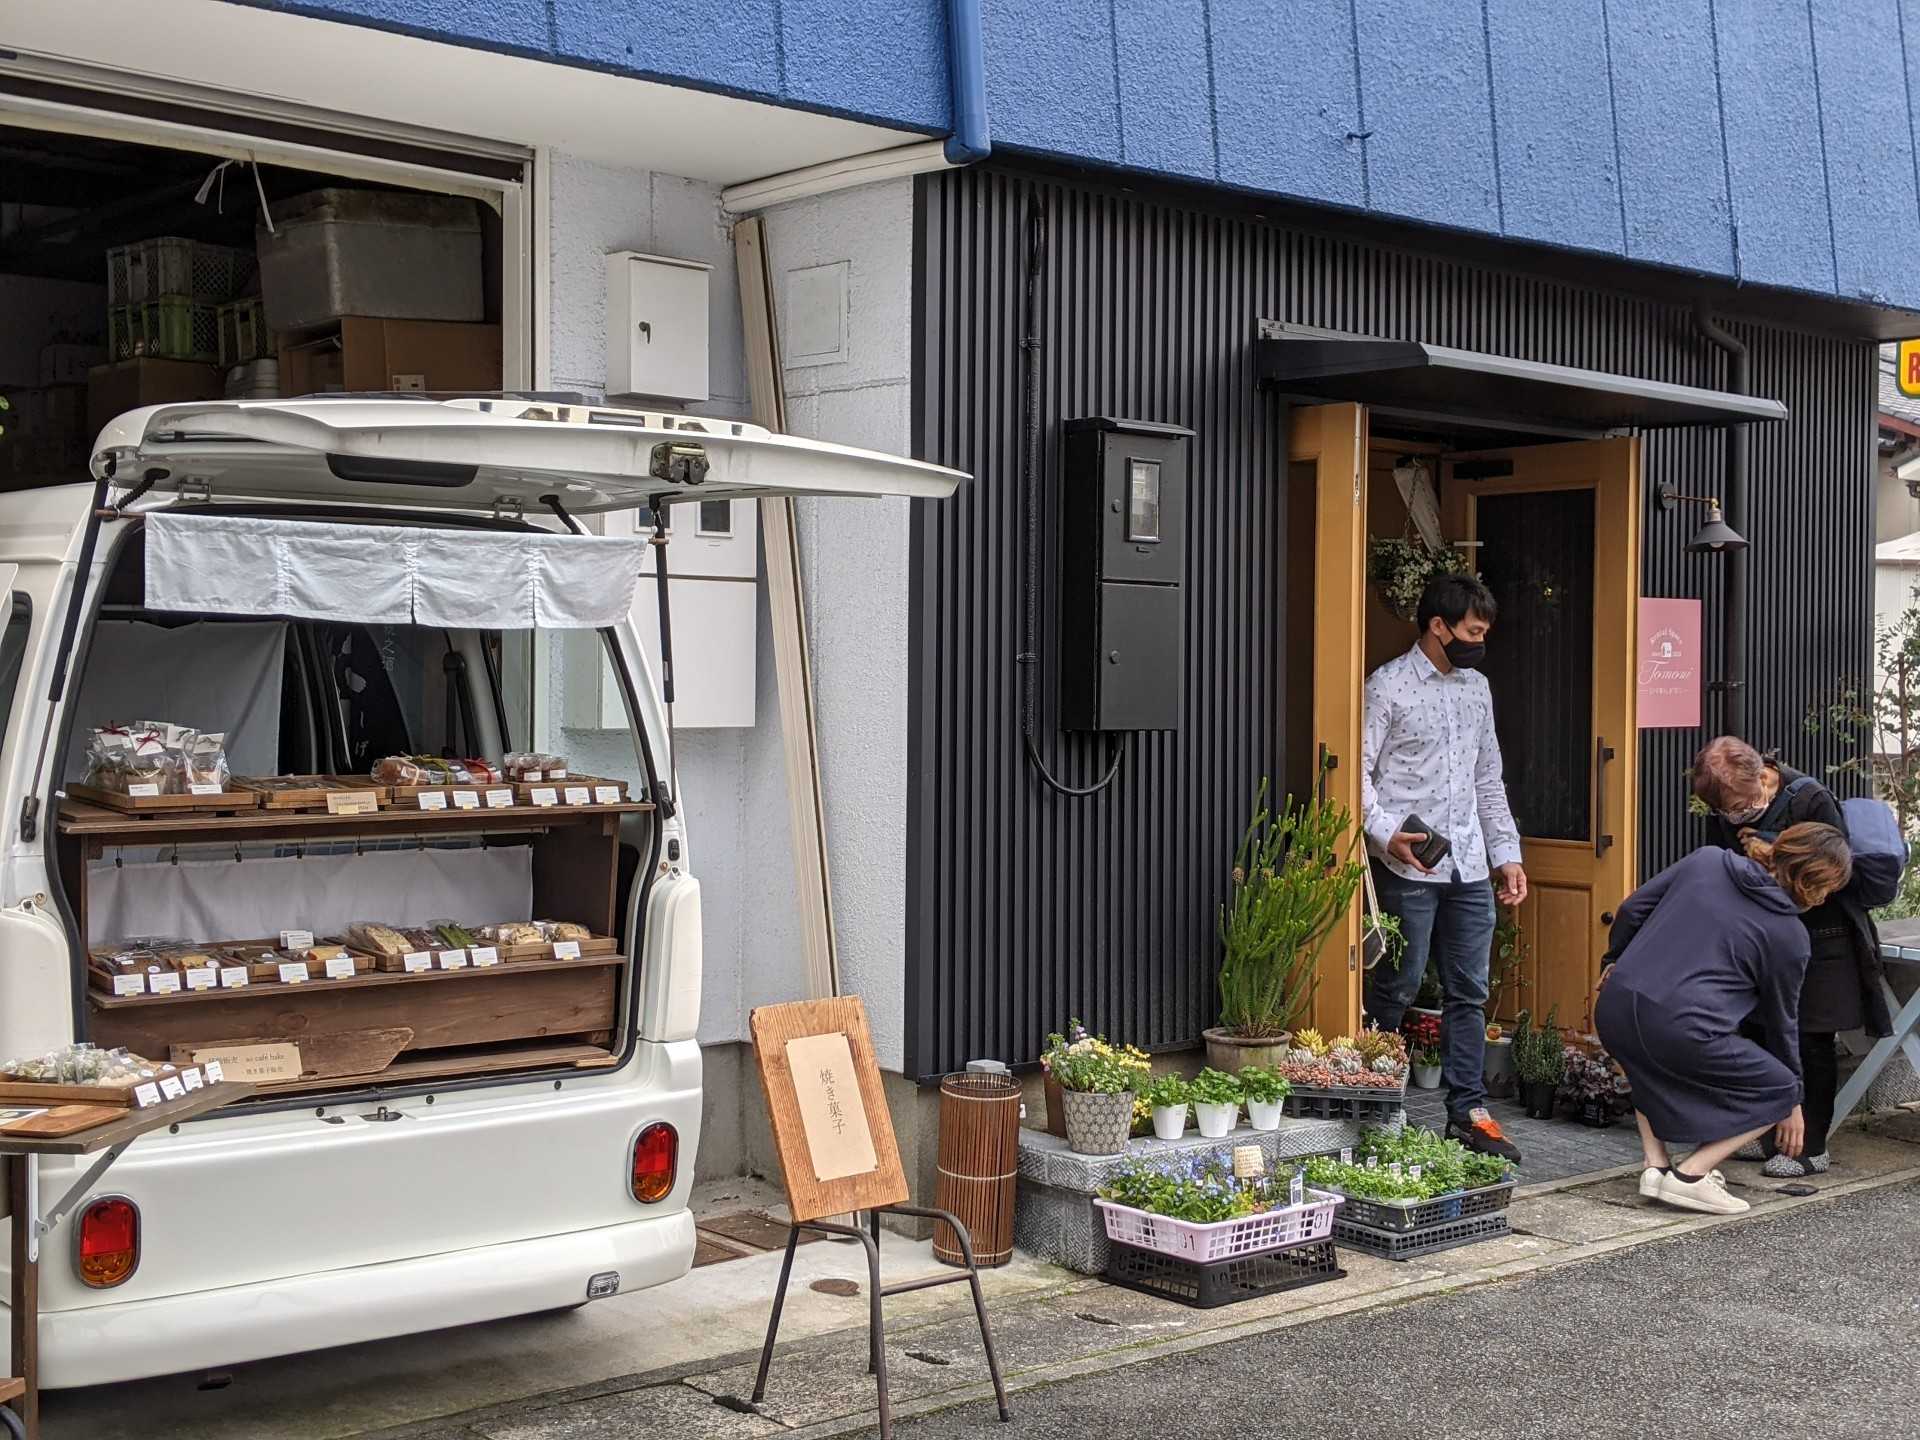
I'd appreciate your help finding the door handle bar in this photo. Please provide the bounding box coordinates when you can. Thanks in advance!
[1595,736,1615,859]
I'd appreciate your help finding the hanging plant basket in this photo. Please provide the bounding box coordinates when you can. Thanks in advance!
[1367,536,1474,623]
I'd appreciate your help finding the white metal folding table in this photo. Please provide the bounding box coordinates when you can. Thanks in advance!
[1832,945,1920,1130]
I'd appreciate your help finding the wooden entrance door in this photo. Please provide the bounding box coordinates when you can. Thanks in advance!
[1288,403,1367,1037]
[1442,439,1641,1032]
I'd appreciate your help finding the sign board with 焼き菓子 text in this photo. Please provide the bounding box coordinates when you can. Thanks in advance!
[1899,340,1920,398]
[749,996,908,1224]
[1637,596,1702,729]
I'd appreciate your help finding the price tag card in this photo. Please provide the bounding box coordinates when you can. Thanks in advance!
[563,786,591,806]
[1388,1161,1402,1177]
[185,966,218,992]
[1409,1164,1423,1181]
[219,966,250,989]
[1289,1171,1305,1206]
[181,1066,205,1092]
[417,791,448,812]
[276,961,309,984]
[593,785,622,805]
[552,940,582,960]
[111,973,146,996]
[1232,1145,1265,1179]
[158,1074,186,1101]
[549,768,569,779]
[530,787,559,808]
[1365,1155,1378,1169]
[324,955,357,980]
[149,971,182,995]
[452,790,481,810]
[326,791,378,816]
[279,928,315,952]
[519,768,543,782]
[470,945,500,967]
[128,782,161,798]
[402,951,433,973]
[438,949,470,970]
[203,1059,226,1083]
[189,781,223,796]
[133,1081,162,1108]
[484,788,515,809]
[1339,1147,1353,1166]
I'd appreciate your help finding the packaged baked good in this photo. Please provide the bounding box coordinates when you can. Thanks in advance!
[435,922,480,950]
[503,751,567,781]
[481,921,544,947]
[183,731,230,791]
[346,921,410,958]
[537,921,593,942]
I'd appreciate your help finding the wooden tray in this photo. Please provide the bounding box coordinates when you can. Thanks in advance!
[68,782,261,815]
[0,1078,139,1107]
[232,775,389,813]
[512,775,630,809]
[1,1104,127,1137]
[217,939,376,984]
[364,937,507,973]
[385,781,519,813]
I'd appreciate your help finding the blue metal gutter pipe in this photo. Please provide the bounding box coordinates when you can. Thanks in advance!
[944,0,991,164]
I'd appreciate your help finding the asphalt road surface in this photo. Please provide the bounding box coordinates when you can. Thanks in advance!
[881,1182,1920,1440]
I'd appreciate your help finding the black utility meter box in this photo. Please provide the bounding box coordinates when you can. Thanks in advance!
[1059,417,1193,732]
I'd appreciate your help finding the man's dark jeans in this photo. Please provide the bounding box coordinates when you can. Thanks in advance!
[1365,862,1497,1123]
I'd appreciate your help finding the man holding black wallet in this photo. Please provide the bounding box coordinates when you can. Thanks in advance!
[1361,573,1527,1162]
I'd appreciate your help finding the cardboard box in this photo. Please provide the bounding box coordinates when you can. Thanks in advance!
[87,358,224,434]
[278,317,501,397]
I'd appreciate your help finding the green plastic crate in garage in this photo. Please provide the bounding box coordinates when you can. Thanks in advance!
[109,300,220,363]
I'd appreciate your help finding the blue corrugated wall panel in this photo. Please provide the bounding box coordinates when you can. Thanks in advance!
[249,0,552,53]
[1351,0,1499,231]
[1111,0,1215,179]
[1813,1,1920,304]
[781,0,950,128]
[1602,0,1735,276]
[982,0,1122,165]
[1714,0,1833,294]
[1209,0,1366,207]
[549,0,785,97]
[1484,0,1622,254]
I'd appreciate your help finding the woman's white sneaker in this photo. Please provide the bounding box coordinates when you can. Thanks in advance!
[1655,1167,1749,1215]
[1638,1167,1664,1198]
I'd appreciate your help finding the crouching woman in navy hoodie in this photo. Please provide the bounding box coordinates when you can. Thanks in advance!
[1595,822,1852,1216]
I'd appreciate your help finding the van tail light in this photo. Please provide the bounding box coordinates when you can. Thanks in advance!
[78,1196,140,1288]
[631,1122,677,1203]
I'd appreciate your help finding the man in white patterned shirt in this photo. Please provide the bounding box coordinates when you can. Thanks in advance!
[1362,574,1527,1162]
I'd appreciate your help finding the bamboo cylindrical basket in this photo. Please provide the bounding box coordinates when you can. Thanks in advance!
[931,1070,1022,1267]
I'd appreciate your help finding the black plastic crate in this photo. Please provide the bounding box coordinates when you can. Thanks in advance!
[1326,1179,1515,1233]
[1334,1210,1511,1262]
[1280,1086,1405,1125]
[1103,1238,1344,1309]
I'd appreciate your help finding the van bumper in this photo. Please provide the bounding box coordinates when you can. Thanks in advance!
[28,1208,696,1387]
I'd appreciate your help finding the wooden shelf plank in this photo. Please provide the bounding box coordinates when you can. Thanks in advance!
[249,1043,618,1097]
[85,952,625,1009]
[0,1082,256,1156]
[57,796,653,843]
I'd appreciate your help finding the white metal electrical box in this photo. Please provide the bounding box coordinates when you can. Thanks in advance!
[605,251,711,402]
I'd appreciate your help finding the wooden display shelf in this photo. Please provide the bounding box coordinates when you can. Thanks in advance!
[233,775,388,812]
[67,783,261,815]
[57,795,653,845]
[247,1041,619,1096]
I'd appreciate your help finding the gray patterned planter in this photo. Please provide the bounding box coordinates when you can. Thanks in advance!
[1060,1088,1135,1155]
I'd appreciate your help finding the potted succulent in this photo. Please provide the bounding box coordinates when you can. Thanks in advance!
[1188,1067,1243,1138]
[1207,781,1367,1072]
[1410,1045,1443,1090]
[1482,1021,1515,1099]
[1043,1027,1146,1155]
[1238,1064,1291,1131]
[1513,1007,1564,1119]
[1142,1071,1191,1140]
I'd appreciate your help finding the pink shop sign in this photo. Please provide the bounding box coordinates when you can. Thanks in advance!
[1638,597,1702,729]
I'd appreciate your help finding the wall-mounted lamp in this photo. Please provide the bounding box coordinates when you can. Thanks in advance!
[1657,484,1748,553]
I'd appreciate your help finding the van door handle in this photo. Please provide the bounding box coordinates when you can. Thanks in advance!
[1595,737,1615,859]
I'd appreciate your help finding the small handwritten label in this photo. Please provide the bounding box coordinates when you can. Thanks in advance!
[326,791,378,815]
[552,940,582,960]
[530,787,559,807]
[159,1074,186,1101]
[470,946,500,967]
[438,949,469,970]
[593,785,622,805]
[219,966,249,989]
[181,1066,204,1092]
[1232,1145,1265,1179]
[402,951,432,973]
[1409,1164,1423,1181]
[149,971,182,995]
[192,1044,299,1083]
[549,768,568,779]
[417,791,448,811]
[189,781,223,796]
[203,1059,226,1082]
[520,768,542,782]
[111,973,146,996]
[127,782,161,798]
[276,961,309,984]
[1339,1147,1353,1166]
[133,1082,162,1108]
[452,790,481,810]
[185,966,217,991]
[484,788,514,809]
[324,955,357,979]
[280,929,315,952]
[563,786,591,806]
[1365,1155,1378,1169]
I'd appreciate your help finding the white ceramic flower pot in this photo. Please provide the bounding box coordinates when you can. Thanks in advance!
[1150,1103,1189,1140]
[1245,1098,1282,1131]
[1412,1063,1443,1090]
[1193,1101,1238,1138]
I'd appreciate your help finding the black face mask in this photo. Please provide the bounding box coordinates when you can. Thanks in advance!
[1440,624,1486,670]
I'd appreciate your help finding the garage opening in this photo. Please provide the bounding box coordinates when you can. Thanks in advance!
[0,120,510,490]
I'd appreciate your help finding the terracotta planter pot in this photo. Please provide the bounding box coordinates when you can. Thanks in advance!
[1060,1088,1135,1155]
[1043,1072,1067,1138]
[1202,1027,1292,1073]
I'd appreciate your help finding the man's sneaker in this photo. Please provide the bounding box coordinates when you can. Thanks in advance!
[1761,1151,1830,1179]
[1638,1166,1665,1198]
[1655,1167,1749,1215]
[1731,1139,1768,1162]
[1446,1108,1522,1163]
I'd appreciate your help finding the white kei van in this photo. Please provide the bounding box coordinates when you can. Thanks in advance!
[0,396,962,1385]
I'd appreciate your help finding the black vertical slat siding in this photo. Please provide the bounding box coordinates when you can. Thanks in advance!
[906,164,1875,1081]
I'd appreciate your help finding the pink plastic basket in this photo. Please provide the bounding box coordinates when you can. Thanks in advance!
[1095,1189,1344,1263]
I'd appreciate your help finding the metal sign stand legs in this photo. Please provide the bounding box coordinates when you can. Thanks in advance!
[750,1204,1011,1437]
